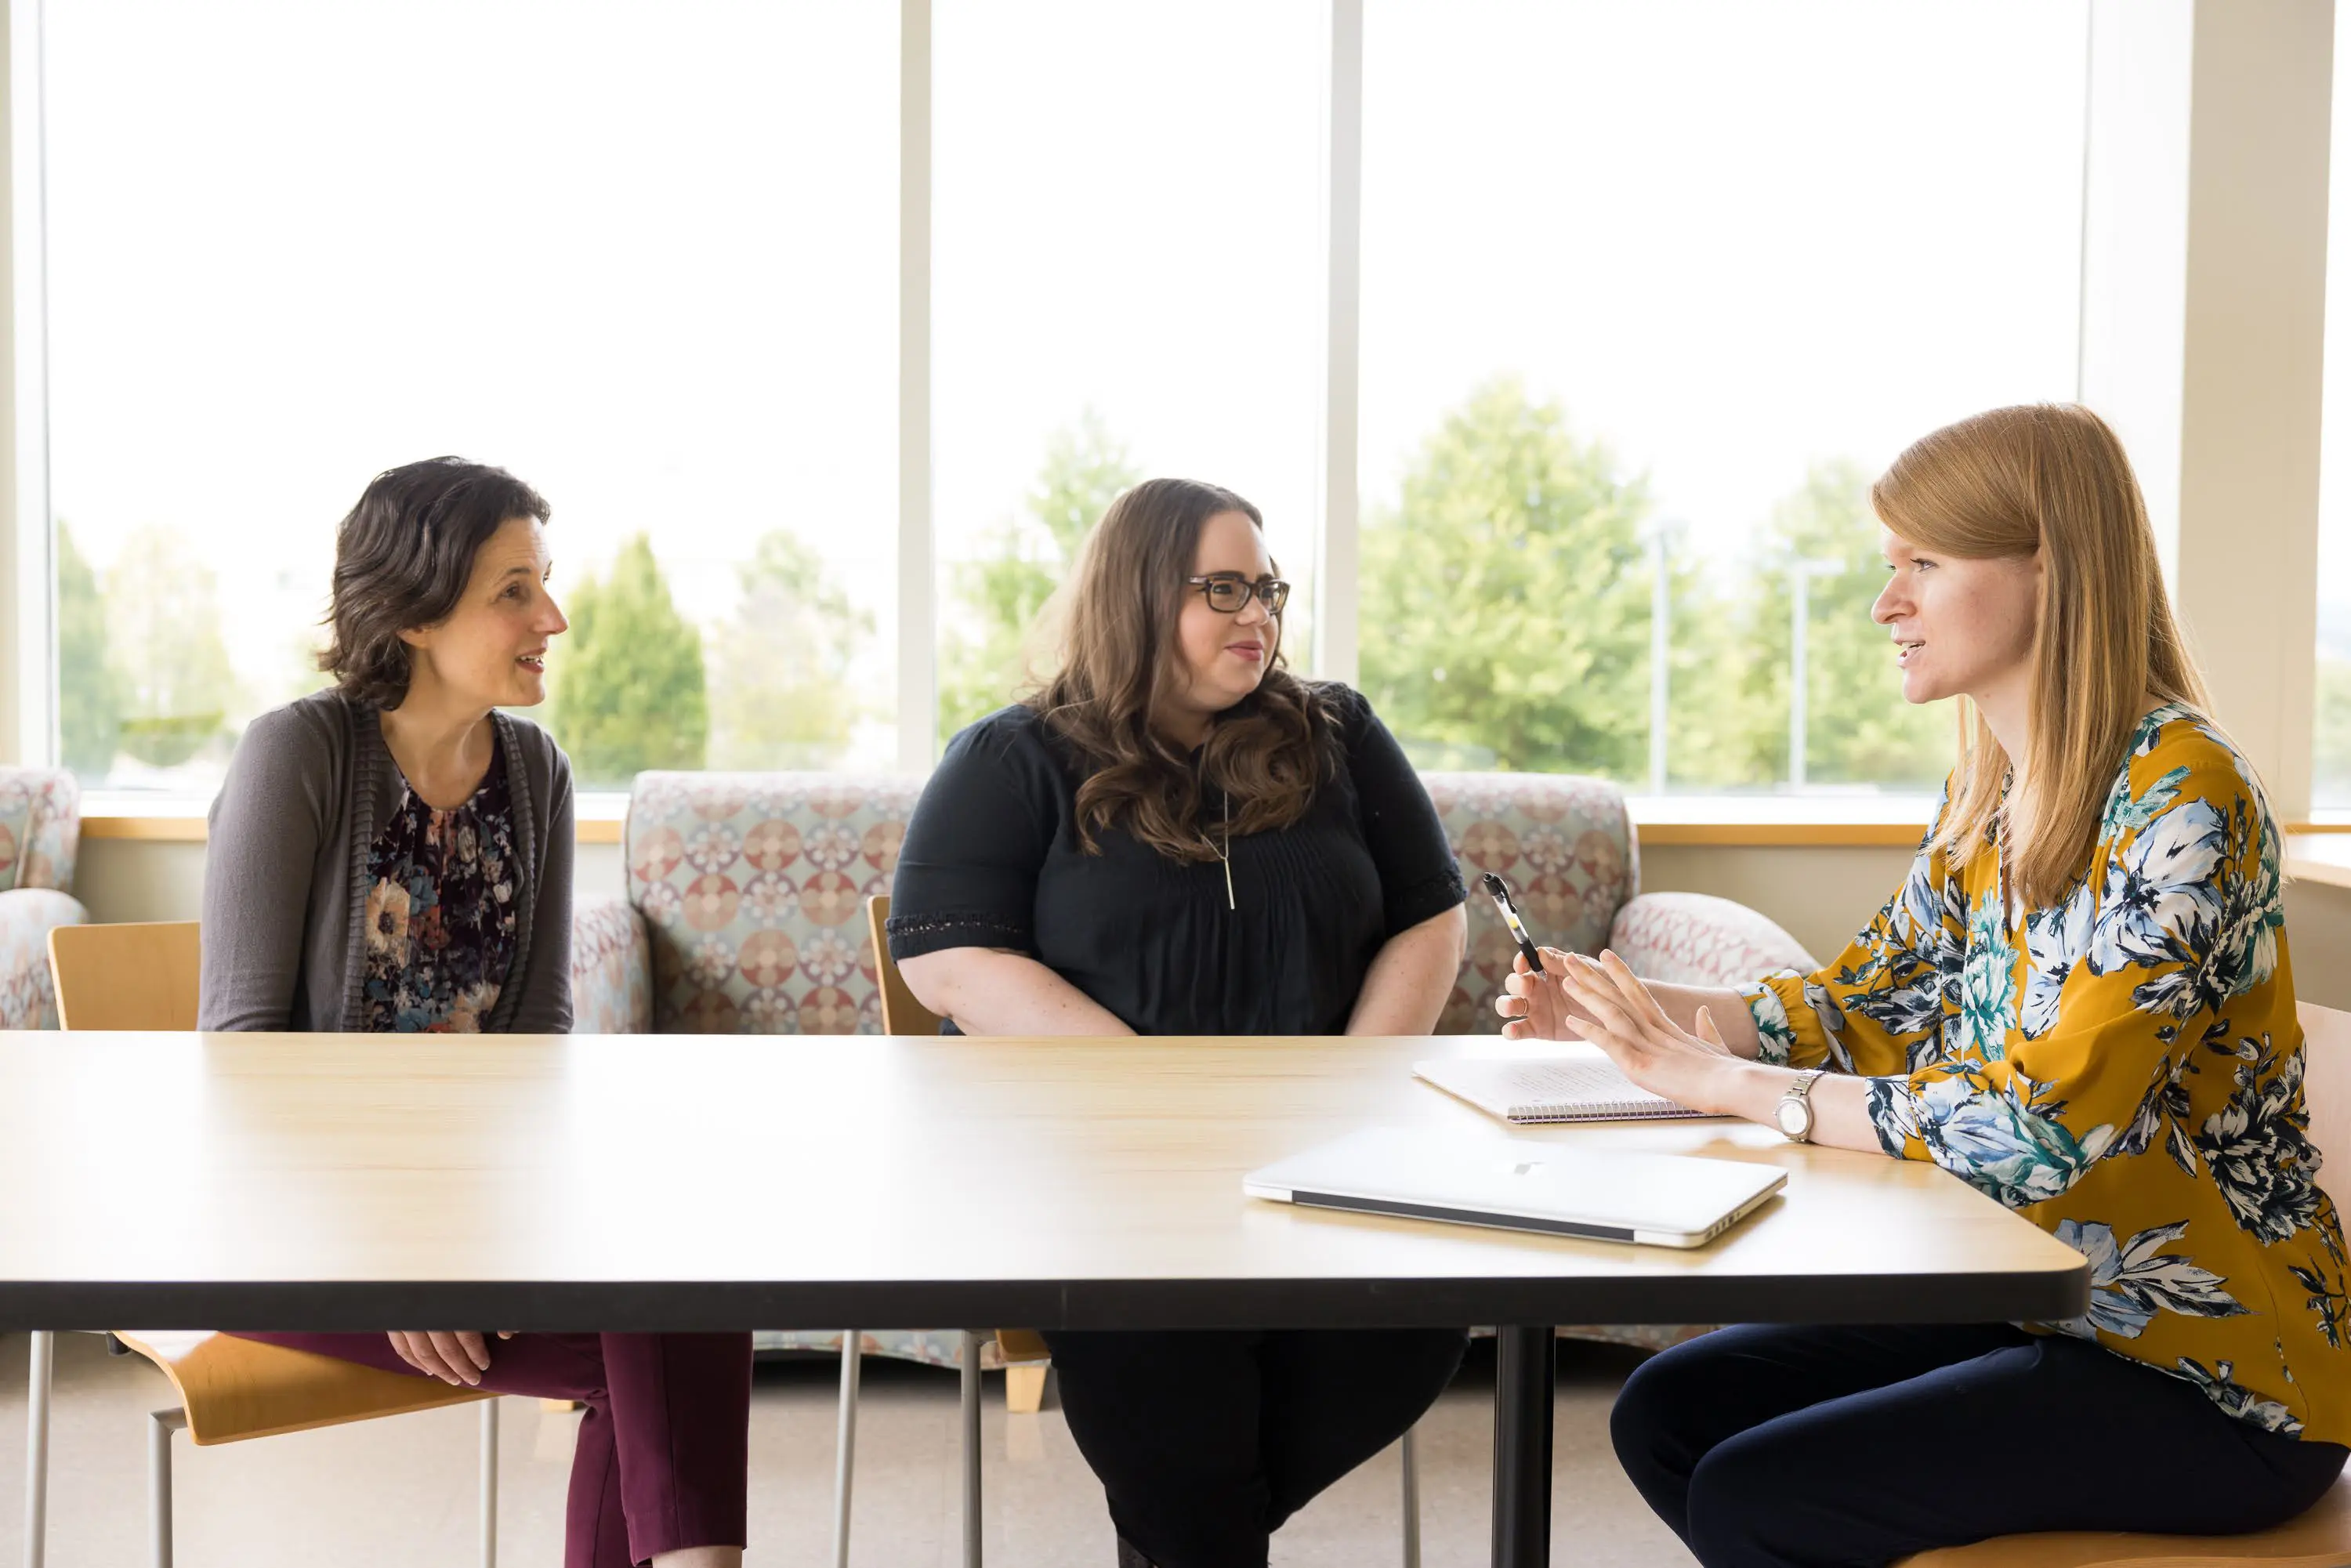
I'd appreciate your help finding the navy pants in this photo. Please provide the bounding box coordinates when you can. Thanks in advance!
[1042,1327,1469,1568]
[1610,1324,2348,1568]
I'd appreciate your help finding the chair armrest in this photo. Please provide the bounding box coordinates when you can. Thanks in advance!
[1607,891,1817,989]
[0,888,88,1030]
[571,894,653,1034]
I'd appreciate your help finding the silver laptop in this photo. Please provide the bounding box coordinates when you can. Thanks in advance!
[1243,1126,1787,1248]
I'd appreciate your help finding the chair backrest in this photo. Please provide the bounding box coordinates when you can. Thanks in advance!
[622,766,1639,1036]
[866,895,944,1035]
[626,771,925,1034]
[47,921,201,1030]
[0,766,80,896]
[1420,773,1638,1033]
[2300,1002,2351,1179]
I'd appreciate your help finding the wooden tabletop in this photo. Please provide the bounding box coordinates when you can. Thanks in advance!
[0,1031,2087,1331]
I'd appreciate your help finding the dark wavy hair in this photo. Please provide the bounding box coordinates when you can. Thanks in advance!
[1030,477,1342,861]
[320,458,551,709]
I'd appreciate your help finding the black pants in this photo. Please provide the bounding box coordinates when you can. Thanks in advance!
[1041,1327,1468,1568]
[1610,1324,2349,1568]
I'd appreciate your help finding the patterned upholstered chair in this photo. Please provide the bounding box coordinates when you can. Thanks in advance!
[567,766,1818,1367]
[0,768,89,1030]
[572,772,938,1378]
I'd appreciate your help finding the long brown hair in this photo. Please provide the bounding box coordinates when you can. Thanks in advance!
[1873,404,2217,907]
[1030,477,1341,860]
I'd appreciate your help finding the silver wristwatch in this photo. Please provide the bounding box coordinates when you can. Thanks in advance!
[1775,1070,1826,1143]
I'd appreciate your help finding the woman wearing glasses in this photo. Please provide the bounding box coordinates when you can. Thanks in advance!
[887,477,1470,1568]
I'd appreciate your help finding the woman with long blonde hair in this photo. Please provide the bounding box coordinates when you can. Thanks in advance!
[1500,404,2349,1563]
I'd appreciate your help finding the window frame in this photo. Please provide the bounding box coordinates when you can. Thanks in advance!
[5,0,2332,838]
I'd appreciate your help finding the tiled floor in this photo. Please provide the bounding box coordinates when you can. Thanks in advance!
[0,1331,1692,1566]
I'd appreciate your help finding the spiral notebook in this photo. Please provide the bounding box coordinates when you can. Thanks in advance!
[1414,1053,1715,1124]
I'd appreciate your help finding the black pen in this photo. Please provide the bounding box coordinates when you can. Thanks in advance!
[1480,872,1545,972]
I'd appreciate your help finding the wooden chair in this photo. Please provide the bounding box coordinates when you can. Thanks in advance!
[1896,1000,2351,1568]
[860,897,1426,1568]
[44,921,201,1030]
[835,897,1045,1567]
[31,922,498,1568]
[863,897,1052,1396]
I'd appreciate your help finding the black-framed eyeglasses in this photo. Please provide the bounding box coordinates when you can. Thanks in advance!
[1186,573,1290,615]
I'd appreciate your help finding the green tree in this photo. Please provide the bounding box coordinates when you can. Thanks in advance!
[107,526,238,770]
[54,520,125,778]
[708,530,868,769]
[1358,378,1657,777]
[938,409,1141,740]
[548,534,708,788]
[1692,461,1953,790]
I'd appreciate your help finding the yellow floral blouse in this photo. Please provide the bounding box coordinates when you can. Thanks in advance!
[1741,704,2349,1446]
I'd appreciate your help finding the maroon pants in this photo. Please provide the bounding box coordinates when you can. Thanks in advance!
[233,1332,751,1567]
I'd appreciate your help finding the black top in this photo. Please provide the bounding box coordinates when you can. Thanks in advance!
[886,685,1466,1036]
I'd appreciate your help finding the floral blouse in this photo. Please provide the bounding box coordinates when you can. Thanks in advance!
[1742,704,2348,1445]
[360,737,520,1033]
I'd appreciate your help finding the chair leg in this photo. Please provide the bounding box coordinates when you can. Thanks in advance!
[961,1331,983,1568]
[148,1408,185,1568]
[1400,1422,1421,1568]
[831,1334,861,1568]
[24,1331,52,1568]
[479,1398,500,1568]
[1003,1365,1047,1416]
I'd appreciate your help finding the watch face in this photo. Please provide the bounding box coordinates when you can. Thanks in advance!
[1776,1098,1809,1138]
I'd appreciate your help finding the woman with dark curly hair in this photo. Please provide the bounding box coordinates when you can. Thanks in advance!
[200,458,752,1568]
[888,476,1472,1568]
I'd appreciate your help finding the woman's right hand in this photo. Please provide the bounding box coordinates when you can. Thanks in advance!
[387,1330,498,1386]
[1494,947,1585,1041]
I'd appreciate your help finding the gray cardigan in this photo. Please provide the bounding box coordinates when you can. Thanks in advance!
[198,689,574,1034]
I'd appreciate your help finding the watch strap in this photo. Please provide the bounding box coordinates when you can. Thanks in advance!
[1778,1069,1826,1143]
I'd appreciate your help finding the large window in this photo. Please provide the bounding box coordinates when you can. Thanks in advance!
[1358,0,2089,790]
[930,0,1327,745]
[32,2,2107,802]
[45,2,899,792]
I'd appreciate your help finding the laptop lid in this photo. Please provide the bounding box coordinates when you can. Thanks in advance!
[1243,1126,1787,1249]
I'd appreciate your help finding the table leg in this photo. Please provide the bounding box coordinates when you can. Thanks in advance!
[25,1331,52,1568]
[1491,1325,1554,1568]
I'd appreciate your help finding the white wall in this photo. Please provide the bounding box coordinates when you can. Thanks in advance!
[1640,843,1911,967]
[2288,882,2351,1012]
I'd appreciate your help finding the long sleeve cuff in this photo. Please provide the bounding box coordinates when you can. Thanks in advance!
[1741,971,1806,1067]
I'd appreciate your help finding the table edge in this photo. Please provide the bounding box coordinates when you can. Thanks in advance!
[0,1266,2090,1333]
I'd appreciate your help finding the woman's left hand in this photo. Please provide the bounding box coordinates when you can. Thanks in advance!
[1556,949,1745,1114]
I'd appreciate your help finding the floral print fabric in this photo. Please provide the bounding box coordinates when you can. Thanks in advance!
[1742,705,2348,1443]
[362,741,519,1033]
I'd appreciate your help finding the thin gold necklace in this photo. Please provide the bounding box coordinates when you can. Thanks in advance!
[1215,789,1234,910]
[1197,768,1235,910]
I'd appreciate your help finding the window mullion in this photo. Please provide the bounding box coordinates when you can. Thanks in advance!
[1316,0,1362,688]
[897,0,936,773]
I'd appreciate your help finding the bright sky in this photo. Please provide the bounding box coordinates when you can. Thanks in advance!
[42,0,2095,785]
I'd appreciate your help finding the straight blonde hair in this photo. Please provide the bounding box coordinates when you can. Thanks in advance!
[1872,404,2215,907]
